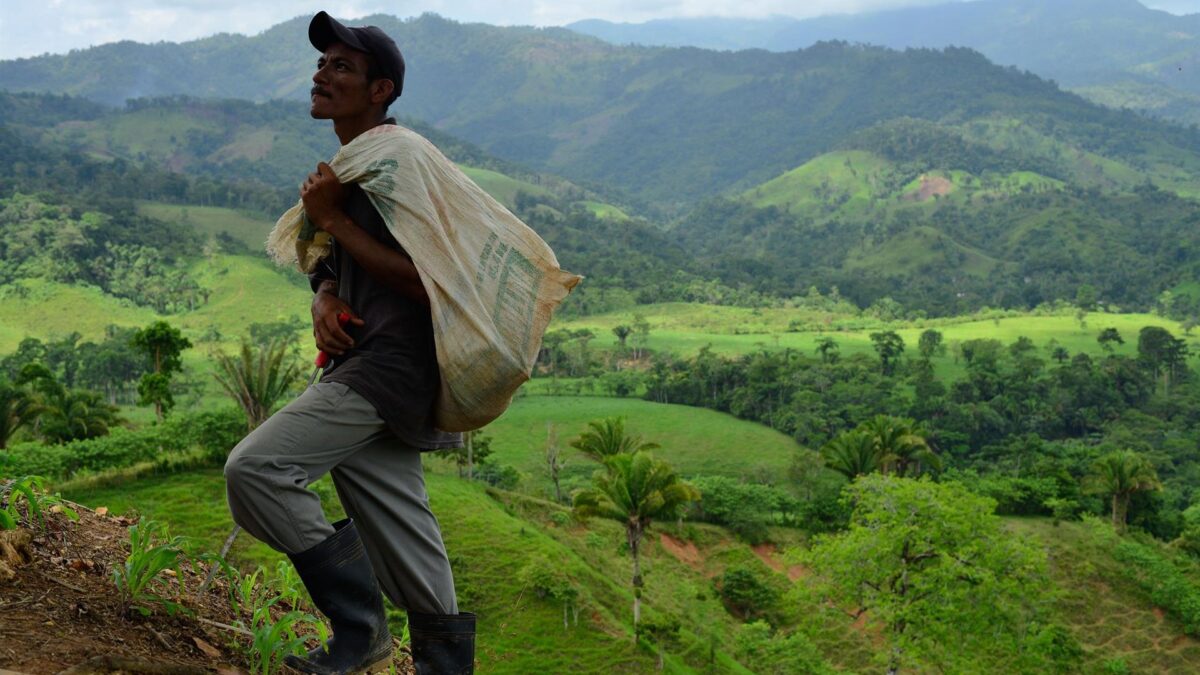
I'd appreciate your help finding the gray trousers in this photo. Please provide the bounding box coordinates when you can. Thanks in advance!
[224,381,458,615]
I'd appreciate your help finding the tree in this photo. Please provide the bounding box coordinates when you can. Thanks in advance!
[638,613,681,670]
[435,430,493,479]
[1075,284,1098,311]
[0,379,39,449]
[130,321,192,421]
[815,336,840,364]
[820,430,881,480]
[858,415,941,477]
[212,338,303,431]
[569,417,659,462]
[18,366,120,444]
[1097,327,1124,353]
[612,324,633,349]
[631,314,652,359]
[1087,451,1161,530]
[802,475,1055,674]
[573,452,700,633]
[916,330,945,361]
[1137,326,1188,395]
[870,331,905,376]
[545,422,566,503]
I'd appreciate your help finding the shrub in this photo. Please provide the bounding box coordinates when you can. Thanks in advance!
[1112,539,1200,634]
[713,565,778,620]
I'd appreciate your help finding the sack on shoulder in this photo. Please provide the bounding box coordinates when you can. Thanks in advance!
[269,124,582,431]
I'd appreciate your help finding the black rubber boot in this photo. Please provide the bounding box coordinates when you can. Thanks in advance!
[408,611,476,675]
[284,519,393,675]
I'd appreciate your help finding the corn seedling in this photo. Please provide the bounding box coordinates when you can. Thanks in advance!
[244,597,328,675]
[0,476,78,530]
[111,520,191,617]
[272,559,310,611]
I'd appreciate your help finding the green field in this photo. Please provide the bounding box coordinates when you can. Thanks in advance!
[468,395,803,497]
[136,202,277,251]
[554,302,1190,378]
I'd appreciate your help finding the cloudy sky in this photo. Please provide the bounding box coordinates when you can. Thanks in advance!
[1,0,1197,60]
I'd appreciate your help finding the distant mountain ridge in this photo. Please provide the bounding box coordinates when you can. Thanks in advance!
[4,15,1199,210]
[569,0,1200,124]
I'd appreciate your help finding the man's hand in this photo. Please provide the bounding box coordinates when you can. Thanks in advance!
[312,282,365,356]
[300,162,348,232]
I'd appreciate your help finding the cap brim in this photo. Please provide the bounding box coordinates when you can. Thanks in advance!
[309,11,366,53]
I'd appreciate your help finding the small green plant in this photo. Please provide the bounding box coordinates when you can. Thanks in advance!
[1102,657,1130,674]
[111,519,191,616]
[245,598,327,675]
[0,475,78,530]
[272,559,310,611]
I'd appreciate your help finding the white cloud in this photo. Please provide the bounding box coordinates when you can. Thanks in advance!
[2,0,1200,60]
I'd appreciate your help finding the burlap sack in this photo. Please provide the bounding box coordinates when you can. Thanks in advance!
[268,124,582,431]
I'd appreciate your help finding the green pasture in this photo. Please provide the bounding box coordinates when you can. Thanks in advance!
[465,395,803,497]
[136,201,277,251]
[580,200,629,221]
[459,166,554,209]
[554,302,1191,379]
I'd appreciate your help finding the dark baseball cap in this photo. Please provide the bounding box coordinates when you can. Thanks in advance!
[309,11,405,104]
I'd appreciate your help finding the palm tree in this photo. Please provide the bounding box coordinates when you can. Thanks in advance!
[569,417,659,462]
[573,452,700,633]
[1088,451,1161,530]
[859,415,941,477]
[212,338,303,431]
[820,430,882,480]
[39,388,120,444]
[0,381,39,449]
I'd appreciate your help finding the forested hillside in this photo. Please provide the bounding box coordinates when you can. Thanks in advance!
[569,0,1200,125]
[6,13,1200,207]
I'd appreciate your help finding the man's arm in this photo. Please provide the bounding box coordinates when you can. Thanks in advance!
[301,162,430,308]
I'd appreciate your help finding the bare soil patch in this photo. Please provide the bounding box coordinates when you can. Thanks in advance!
[750,542,808,581]
[903,175,954,202]
[0,500,413,674]
[657,533,703,570]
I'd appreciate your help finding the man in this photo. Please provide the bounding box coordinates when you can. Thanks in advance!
[224,11,474,675]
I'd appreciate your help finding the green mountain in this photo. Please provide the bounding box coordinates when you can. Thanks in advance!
[569,0,1200,125]
[0,92,628,215]
[671,118,1200,315]
[6,14,1200,207]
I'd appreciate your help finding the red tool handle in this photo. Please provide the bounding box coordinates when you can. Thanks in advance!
[314,312,352,368]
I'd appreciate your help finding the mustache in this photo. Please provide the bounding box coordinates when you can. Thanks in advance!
[311,86,331,97]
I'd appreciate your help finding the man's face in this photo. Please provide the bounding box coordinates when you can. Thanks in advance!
[310,42,375,121]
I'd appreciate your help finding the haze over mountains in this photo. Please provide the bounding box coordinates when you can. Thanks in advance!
[569,0,1200,125]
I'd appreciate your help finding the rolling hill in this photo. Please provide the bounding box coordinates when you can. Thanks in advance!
[6,14,1200,207]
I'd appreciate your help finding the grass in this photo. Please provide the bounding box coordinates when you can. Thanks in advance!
[580,201,629,221]
[553,302,1191,381]
[59,464,1200,672]
[1005,517,1200,673]
[459,166,554,209]
[60,467,764,673]
[136,201,277,251]
[461,395,802,498]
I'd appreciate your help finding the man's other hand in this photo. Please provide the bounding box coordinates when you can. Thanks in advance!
[300,162,347,231]
[312,286,365,355]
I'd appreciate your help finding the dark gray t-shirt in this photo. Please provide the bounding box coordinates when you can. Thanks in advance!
[309,172,463,451]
